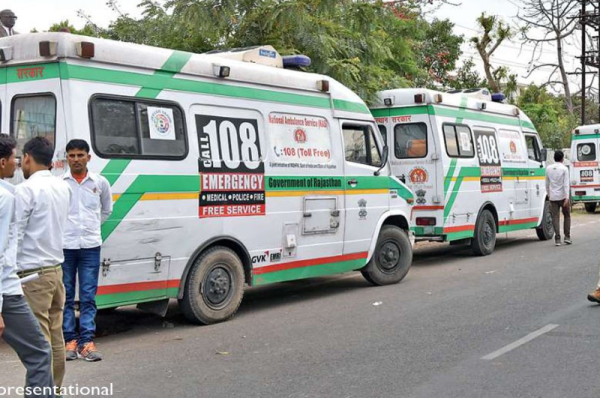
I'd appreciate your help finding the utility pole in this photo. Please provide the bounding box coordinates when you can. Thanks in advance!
[575,0,600,125]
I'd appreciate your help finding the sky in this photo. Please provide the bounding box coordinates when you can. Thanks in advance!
[4,0,584,93]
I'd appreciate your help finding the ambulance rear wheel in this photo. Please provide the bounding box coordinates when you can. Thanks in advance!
[180,247,244,325]
[361,225,412,286]
[585,203,597,213]
[471,209,496,256]
[536,201,554,241]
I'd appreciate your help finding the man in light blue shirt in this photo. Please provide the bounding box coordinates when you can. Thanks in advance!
[0,134,55,398]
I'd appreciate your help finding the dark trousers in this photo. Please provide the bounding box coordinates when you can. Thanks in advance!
[550,199,571,240]
[62,247,101,346]
[1,295,55,398]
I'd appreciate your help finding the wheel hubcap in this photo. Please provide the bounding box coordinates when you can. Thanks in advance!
[483,221,495,246]
[203,266,233,308]
[378,241,401,272]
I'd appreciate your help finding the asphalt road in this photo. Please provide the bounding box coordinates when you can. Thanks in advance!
[2,211,600,398]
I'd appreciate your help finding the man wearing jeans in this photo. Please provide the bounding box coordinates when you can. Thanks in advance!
[62,139,112,362]
[545,150,571,246]
[0,135,55,398]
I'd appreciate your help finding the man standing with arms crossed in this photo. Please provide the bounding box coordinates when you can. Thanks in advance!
[62,139,112,362]
[0,135,55,398]
[16,137,70,390]
[545,150,571,246]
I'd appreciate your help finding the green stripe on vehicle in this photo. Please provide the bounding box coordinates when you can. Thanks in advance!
[411,226,444,236]
[446,230,475,241]
[455,97,468,124]
[444,158,457,195]
[100,159,132,186]
[572,195,600,201]
[498,222,538,233]
[252,258,366,286]
[10,61,369,114]
[371,106,429,118]
[572,134,600,141]
[430,105,536,130]
[160,51,193,73]
[96,287,179,309]
[102,175,200,240]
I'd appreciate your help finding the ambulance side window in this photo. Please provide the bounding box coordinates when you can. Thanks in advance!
[91,96,187,159]
[11,94,56,155]
[525,135,543,162]
[443,123,474,158]
[394,123,427,159]
[576,142,596,161]
[343,124,382,167]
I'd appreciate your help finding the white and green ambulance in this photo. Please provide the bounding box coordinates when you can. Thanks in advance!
[371,88,554,256]
[2,33,415,324]
[570,124,600,213]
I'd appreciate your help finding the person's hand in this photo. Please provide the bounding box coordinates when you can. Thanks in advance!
[0,314,4,338]
[564,198,570,208]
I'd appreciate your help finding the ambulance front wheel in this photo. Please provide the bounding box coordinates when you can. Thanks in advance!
[180,247,245,325]
[361,225,413,286]
[585,202,597,213]
[536,201,554,241]
[471,209,496,256]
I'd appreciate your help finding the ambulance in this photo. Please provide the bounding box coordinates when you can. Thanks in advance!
[570,124,600,213]
[2,33,414,324]
[371,88,554,256]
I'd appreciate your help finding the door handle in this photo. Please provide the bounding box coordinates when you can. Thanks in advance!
[347,179,358,186]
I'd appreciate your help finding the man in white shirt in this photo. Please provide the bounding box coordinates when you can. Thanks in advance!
[62,139,112,362]
[16,137,70,389]
[545,150,571,246]
[0,135,55,398]
[0,9,18,37]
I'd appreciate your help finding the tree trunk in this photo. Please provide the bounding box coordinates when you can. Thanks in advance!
[556,33,573,115]
[480,53,500,92]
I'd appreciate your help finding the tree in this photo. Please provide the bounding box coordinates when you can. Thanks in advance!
[471,13,512,93]
[518,0,579,116]
[447,58,486,90]
[414,18,464,88]
[46,20,97,36]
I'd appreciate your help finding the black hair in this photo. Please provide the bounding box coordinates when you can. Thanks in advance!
[554,150,564,162]
[0,134,16,160]
[66,139,90,153]
[23,137,54,167]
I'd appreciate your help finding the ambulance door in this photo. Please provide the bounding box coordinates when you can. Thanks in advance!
[341,120,390,256]
[7,63,68,181]
[525,134,545,218]
[571,137,599,201]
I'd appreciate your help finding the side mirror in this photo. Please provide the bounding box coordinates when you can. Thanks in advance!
[541,148,548,162]
[374,145,389,176]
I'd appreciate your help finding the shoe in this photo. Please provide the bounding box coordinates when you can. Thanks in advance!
[564,238,572,245]
[65,340,78,361]
[555,240,561,246]
[588,288,600,303]
[77,342,102,362]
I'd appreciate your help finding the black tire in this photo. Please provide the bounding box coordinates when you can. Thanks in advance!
[585,202,597,214]
[536,201,554,241]
[361,225,412,286]
[471,209,496,256]
[179,247,245,325]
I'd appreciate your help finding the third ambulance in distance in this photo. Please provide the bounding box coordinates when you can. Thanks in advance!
[570,124,600,213]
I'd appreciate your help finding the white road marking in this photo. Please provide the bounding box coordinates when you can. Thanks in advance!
[482,324,559,360]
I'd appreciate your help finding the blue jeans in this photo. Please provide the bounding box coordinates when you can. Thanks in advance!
[62,247,101,346]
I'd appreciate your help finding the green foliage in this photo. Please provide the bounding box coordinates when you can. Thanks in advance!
[46,20,97,36]
[517,85,576,149]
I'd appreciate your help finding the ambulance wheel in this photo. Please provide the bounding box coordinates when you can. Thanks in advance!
[180,247,244,325]
[361,225,412,286]
[585,203,597,214]
[471,209,496,256]
[536,201,554,241]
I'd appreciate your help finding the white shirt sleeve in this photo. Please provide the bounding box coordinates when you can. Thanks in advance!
[564,167,570,199]
[0,193,13,313]
[99,177,113,223]
[14,185,34,254]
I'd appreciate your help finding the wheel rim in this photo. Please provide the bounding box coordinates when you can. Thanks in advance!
[377,240,402,273]
[483,220,495,247]
[202,264,234,310]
